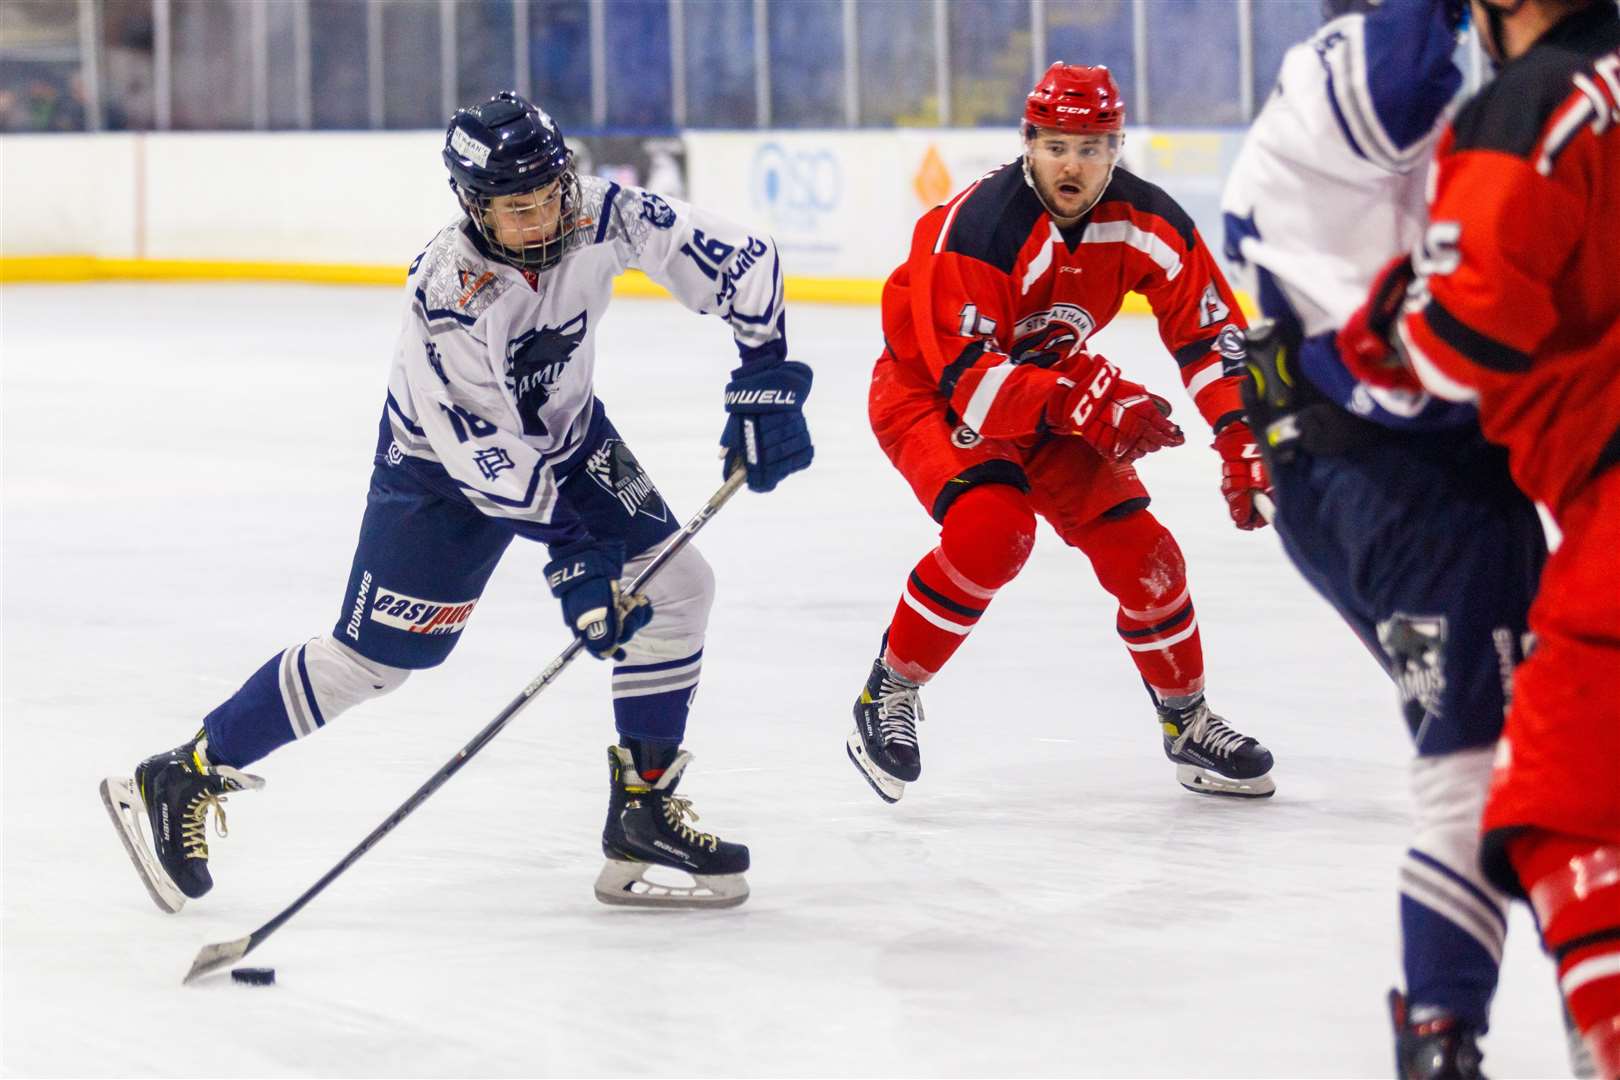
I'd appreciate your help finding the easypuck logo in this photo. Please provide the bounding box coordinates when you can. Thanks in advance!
[368,587,478,635]
[951,425,982,448]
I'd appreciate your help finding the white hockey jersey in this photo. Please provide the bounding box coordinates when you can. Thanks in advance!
[1221,0,1470,426]
[378,175,785,542]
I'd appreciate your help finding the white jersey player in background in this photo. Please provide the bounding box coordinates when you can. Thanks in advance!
[100,91,814,912]
[1223,2,1557,1075]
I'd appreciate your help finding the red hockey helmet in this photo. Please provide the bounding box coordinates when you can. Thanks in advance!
[1023,63,1125,135]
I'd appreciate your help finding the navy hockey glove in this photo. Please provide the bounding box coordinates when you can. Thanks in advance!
[544,539,653,661]
[720,359,814,493]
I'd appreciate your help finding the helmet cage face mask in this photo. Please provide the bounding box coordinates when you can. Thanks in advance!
[442,91,582,271]
[453,161,582,271]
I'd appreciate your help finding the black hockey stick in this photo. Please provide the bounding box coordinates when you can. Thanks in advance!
[182,467,748,985]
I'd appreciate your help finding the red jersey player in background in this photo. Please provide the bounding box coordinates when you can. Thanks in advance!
[1342,0,1620,1071]
[846,64,1277,805]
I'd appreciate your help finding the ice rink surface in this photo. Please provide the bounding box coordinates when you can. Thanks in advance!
[2,284,1570,1076]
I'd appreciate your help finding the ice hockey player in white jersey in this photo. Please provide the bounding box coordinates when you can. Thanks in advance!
[1223,3,1552,1075]
[100,91,812,912]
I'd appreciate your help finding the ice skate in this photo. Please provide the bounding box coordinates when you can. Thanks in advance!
[99,731,264,913]
[847,658,923,803]
[595,745,750,908]
[1389,989,1486,1079]
[1158,695,1275,798]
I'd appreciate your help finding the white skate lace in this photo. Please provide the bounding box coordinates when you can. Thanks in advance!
[181,791,230,861]
[662,795,719,852]
[1187,712,1249,759]
[876,676,924,749]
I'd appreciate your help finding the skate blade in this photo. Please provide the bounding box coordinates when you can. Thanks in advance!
[845,732,905,804]
[1175,764,1276,799]
[99,777,188,913]
[593,859,749,909]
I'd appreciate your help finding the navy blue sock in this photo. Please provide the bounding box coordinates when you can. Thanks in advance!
[202,647,324,768]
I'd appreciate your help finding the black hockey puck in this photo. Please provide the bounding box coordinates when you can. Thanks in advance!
[230,966,276,986]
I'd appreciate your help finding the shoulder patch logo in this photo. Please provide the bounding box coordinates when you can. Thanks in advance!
[639,193,676,229]
[505,312,588,437]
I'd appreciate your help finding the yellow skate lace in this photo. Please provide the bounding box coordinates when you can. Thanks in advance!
[181,791,230,861]
[662,795,719,852]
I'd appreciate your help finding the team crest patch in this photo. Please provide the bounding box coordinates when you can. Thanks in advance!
[1377,612,1448,731]
[1010,304,1097,365]
[640,193,676,229]
[1216,323,1248,364]
[506,311,587,437]
[368,588,479,635]
[585,439,668,522]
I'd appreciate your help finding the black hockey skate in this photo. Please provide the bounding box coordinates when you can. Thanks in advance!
[99,731,264,913]
[846,658,923,803]
[1158,696,1275,798]
[595,745,750,908]
[1389,989,1486,1079]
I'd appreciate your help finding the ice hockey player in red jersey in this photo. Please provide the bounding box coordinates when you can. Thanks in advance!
[1341,0,1620,1071]
[847,63,1276,805]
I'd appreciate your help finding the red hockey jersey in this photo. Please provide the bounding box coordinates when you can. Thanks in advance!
[879,161,1249,441]
[1397,6,1620,517]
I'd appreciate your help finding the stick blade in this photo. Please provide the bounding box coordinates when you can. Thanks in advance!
[183,934,252,985]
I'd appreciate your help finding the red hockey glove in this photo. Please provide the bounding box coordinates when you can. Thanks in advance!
[1338,255,1423,393]
[1213,421,1272,531]
[1048,355,1184,463]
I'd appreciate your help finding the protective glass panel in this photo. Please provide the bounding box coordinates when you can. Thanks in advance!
[263,0,300,130]
[1251,0,1321,108]
[1144,0,1242,124]
[684,0,756,128]
[528,0,591,132]
[381,0,440,130]
[604,0,672,129]
[170,0,252,129]
[768,0,842,129]
[99,0,156,131]
[1042,1,1135,123]
[0,0,85,131]
[456,0,517,108]
[310,0,368,128]
[948,0,1028,127]
[857,0,936,127]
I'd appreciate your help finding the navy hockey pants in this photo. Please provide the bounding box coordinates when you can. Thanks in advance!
[1269,424,1545,1029]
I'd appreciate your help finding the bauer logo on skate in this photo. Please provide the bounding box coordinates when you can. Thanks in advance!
[368,589,479,635]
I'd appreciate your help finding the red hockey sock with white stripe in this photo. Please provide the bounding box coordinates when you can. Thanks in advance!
[1512,831,1620,1076]
[883,485,1035,683]
[1068,508,1205,700]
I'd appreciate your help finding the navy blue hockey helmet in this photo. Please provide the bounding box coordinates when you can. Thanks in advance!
[442,91,580,271]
